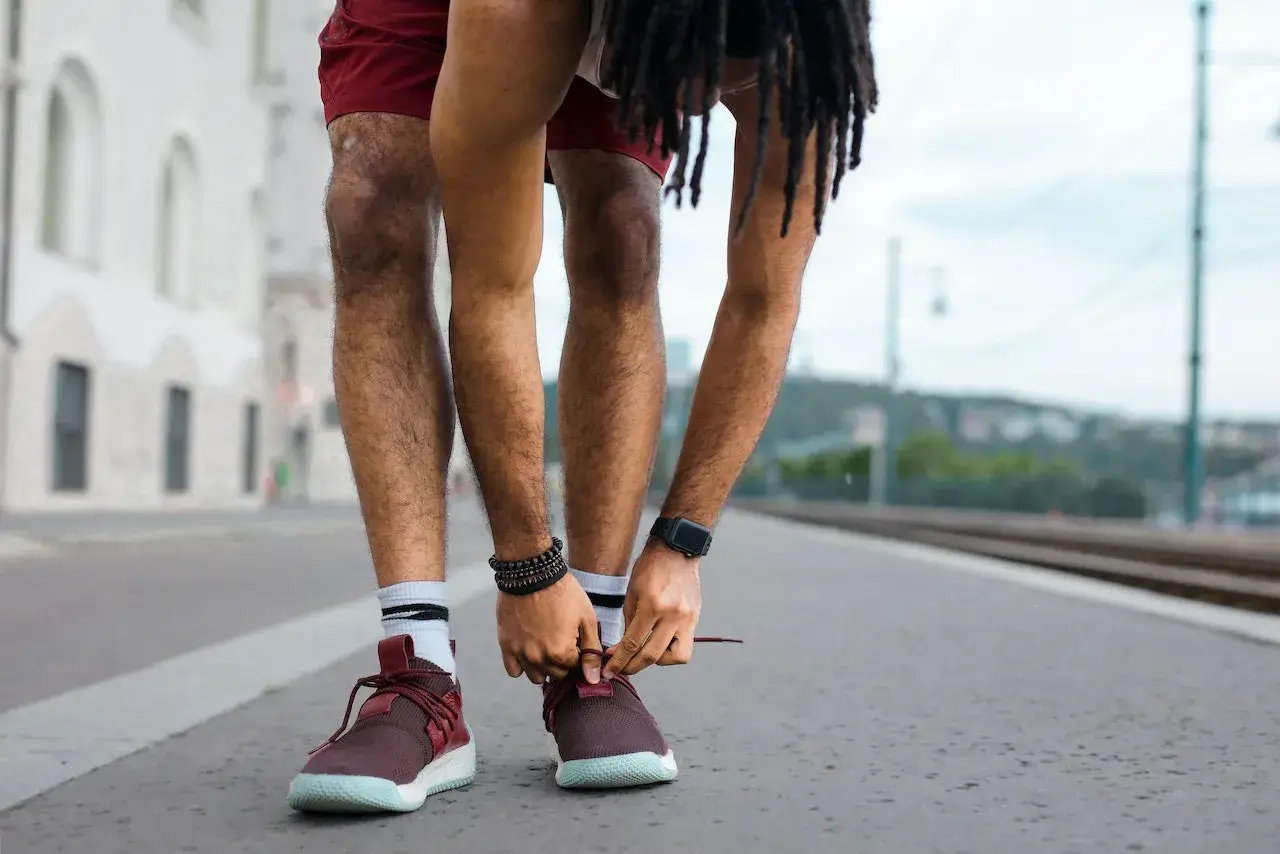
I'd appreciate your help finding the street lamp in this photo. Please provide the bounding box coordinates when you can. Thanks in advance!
[869,240,949,507]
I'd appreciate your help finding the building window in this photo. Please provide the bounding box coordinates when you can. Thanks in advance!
[321,397,341,429]
[40,90,70,252]
[175,0,202,15]
[242,402,260,494]
[164,385,192,493]
[155,137,199,303]
[52,361,91,492]
[39,59,102,265]
[282,339,297,385]
[250,0,272,83]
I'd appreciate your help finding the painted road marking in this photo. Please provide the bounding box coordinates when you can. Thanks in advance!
[0,561,492,811]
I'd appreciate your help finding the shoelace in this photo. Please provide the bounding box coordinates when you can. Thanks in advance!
[544,636,743,720]
[311,663,457,755]
[579,635,744,663]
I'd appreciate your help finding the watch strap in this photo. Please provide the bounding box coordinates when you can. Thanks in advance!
[650,516,712,557]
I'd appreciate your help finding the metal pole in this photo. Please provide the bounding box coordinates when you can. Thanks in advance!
[871,237,901,507]
[1184,0,1210,526]
[0,0,21,343]
[0,0,23,513]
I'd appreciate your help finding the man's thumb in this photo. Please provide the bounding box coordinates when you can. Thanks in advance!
[579,620,603,684]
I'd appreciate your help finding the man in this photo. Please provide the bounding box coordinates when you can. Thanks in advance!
[286,0,675,812]
[290,0,876,811]
[425,0,873,785]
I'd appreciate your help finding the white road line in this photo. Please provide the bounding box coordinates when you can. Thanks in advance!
[736,509,1280,647]
[0,518,368,564]
[0,560,493,812]
[0,535,53,560]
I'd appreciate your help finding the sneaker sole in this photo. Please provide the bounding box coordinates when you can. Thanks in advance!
[549,733,678,789]
[288,729,477,814]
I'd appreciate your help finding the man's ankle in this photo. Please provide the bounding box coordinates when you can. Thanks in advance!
[569,568,628,648]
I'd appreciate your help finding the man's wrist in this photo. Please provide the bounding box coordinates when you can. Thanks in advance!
[649,514,714,558]
[642,536,701,567]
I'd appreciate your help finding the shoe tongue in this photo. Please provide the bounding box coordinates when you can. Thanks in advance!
[407,657,457,696]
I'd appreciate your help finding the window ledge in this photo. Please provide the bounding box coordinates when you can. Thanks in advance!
[37,246,101,276]
[171,3,210,45]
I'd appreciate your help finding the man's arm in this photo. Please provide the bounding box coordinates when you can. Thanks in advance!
[659,87,818,526]
[430,0,603,685]
[602,87,824,678]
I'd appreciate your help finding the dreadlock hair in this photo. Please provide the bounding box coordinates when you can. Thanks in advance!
[601,0,877,238]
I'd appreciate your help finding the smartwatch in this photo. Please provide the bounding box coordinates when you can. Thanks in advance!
[649,516,713,558]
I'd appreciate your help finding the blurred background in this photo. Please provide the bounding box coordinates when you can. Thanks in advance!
[1,3,1279,849]
[0,0,1275,529]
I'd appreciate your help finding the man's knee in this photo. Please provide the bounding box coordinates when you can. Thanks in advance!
[562,171,661,309]
[324,116,437,300]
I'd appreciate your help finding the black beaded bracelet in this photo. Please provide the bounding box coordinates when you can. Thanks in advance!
[489,537,564,573]
[492,538,569,596]
[495,558,567,596]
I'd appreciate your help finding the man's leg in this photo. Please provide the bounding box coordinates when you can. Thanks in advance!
[288,0,475,814]
[549,146,663,644]
[325,113,461,672]
[536,83,679,790]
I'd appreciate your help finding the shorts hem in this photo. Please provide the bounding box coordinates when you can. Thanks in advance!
[322,94,434,127]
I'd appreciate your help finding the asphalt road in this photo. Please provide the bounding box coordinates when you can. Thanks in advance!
[2,504,1279,853]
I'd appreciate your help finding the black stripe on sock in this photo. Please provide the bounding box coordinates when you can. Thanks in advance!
[381,603,450,622]
[586,592,626,610]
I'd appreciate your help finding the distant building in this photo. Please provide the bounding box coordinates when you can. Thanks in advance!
[1218,455,1280,528]
[1037,409,1081,444]
[258,0,352,504]
[958,407,996,443]
[997,411,1036,443]
[666,336,695,386]
[1,0,271,510]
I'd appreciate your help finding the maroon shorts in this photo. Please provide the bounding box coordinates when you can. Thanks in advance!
[318,0,671,181]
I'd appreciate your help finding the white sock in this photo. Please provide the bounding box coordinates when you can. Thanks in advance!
[570,568,628,647]
[377,581,456,674]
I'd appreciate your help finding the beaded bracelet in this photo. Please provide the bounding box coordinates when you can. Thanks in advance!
[491,537,569,596]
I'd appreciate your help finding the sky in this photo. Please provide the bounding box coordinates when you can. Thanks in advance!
[528,0,1280,421]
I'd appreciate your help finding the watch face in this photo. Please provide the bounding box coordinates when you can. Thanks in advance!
[669,518,709,555]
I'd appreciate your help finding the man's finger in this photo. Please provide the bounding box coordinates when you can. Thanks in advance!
[544,662,571,682]
[520,653,546,685]
[657,632,695,666]
[604,613,655,679]
[623,624,677,676]
[622,589,639,627]
[579,620,603,684]
[502,650,523,678]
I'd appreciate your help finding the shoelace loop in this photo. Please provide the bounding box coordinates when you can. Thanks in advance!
[311,664,457,755]
[544,636,743,721]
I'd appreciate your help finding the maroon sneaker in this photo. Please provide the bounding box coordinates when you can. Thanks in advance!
[542,638,741,789]
[288,635,475,813]
[543,668,675,789]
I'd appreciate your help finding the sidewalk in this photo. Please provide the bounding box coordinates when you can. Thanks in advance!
[0,502,364,556]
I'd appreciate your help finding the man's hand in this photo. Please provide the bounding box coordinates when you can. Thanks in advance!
[604,543,702,678]
[497,573,603,685]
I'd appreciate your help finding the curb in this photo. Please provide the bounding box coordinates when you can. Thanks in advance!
[0,534,56,560]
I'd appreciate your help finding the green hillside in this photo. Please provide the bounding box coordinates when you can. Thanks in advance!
[542,376,1272,485]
